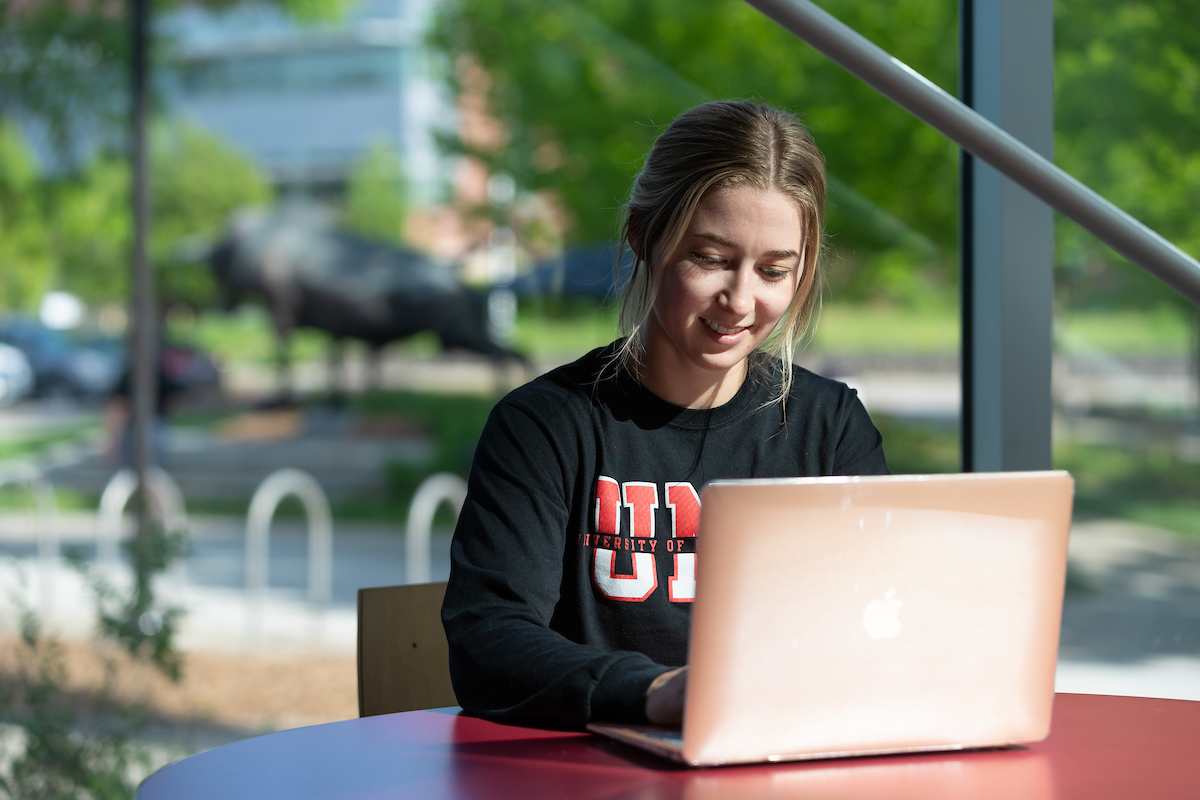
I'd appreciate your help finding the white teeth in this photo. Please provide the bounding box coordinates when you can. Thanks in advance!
[705,319,745,335]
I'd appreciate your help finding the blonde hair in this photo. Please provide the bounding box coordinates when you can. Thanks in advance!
[614,100,827,405]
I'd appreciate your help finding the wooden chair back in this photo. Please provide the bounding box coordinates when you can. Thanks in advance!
[356,581,457,717]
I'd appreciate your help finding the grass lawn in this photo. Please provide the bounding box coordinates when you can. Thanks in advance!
[167,306,340,368]
[872,415,960,474]
[162,298,1192,366]
[812,304,959,354]
[511,296,621,358]
[1055,438,1200,537]
[812,302,1193,356]
[874,413,1200,539]
[1058,307,1194,356]
[0,424,99,467]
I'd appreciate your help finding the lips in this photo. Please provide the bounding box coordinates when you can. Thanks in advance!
[703,318,748,335]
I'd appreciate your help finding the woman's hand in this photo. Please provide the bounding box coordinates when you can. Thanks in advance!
[644,667,688,726]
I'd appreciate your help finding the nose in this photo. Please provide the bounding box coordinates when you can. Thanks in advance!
[718,266,755,316]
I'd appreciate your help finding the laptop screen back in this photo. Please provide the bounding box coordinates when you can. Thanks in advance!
[681,471,1074,766]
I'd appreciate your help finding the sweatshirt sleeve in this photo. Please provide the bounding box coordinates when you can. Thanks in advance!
[441,395,669,730]
[833,388,890,476]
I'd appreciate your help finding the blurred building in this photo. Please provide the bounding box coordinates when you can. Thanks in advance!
[158,0,452,206]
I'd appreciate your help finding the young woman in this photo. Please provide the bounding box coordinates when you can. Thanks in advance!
[441,100,889,731]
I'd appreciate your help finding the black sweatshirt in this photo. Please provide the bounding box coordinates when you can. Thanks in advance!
[442,343,889,730]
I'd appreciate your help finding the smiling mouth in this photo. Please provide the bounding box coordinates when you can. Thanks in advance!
[703,318,748,335]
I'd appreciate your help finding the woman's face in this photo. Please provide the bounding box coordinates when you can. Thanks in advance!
[641,185,804,408]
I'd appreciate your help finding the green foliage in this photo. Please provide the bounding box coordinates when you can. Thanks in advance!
[74,524,189,682]
[49,153,132,309]
[0,425,99,468]
[1055,0,1200,310]
[0,118,271,313]
[0,522,187,798]
[512,295,619,358]
[0,1,128,163]
[353,391,496,507]
[433,0,1200,311]
[430,0,959,298]
[343,139,409,245]
[0,608,148,800]
[43,124,270,311]
[1,0,358,164]
[1058,439,1200,538]
[812,303,959,354]
[152,123,274,255]
[170,306,328,367]
[0,120,53,312]
[259,0,362,24]
[871,413,1200,539]
[871,415,960,475]
[1058,307,1193,356]
[1,0,344,312]
[152,124,274,309]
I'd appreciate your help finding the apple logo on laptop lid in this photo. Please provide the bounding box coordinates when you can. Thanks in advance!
[863,587,903,640]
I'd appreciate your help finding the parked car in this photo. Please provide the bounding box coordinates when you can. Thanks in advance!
[112,341,223,406]
[0,342,33,406]
[0,317,123,400]
[160,341,222,400]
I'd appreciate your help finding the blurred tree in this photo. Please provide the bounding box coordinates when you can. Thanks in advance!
[1,0,332,314]
[48,152,131,309]
[150,123,274,309]
[430,0,959,302]
[343,139,409,246]
[0,1,128,164]
[434,0,1200,315]
[1055,0,1200,311]
[2,123,271,314]
[0,119,53,313]
[0,0,357,162]
[1055,0,1200,398]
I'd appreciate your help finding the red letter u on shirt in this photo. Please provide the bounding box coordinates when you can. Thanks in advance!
[592,477,657,601]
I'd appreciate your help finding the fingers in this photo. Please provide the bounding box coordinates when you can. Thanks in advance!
[644,666,689,726]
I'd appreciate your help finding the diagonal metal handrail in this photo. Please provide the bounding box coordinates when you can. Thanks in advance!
[745,0,1200,307]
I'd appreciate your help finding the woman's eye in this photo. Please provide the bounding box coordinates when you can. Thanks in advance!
[692,253,724,266]
[760,267,791,281]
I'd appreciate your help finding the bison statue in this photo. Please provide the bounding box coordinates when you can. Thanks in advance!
[204,204,523,399]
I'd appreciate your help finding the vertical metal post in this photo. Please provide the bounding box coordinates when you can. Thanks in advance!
[960,0,1054,471]
[130,0,158,526]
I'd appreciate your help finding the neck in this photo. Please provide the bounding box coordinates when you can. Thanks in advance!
[636,342,749,410]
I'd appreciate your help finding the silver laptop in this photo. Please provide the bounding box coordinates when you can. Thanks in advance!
[589,471,1075,767]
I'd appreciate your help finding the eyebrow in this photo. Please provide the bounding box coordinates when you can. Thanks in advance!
[693,232,801,260]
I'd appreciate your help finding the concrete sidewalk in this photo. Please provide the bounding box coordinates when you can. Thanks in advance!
[1057,518,1200,700]
[0,512,450,656]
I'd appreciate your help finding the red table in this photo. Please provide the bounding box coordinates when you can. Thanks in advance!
[137,694,1200,799]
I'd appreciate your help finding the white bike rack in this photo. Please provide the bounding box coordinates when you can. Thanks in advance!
[406,473,467,584]
[0,461,60,614]
[244,468,333,638]
[97,466,189,569]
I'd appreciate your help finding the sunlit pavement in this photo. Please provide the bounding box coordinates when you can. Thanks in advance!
[0,512,451,657]
[1056,658,1200,701]
[1056,519,1200,701]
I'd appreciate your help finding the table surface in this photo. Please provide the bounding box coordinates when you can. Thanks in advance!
[138,693,1200,800]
